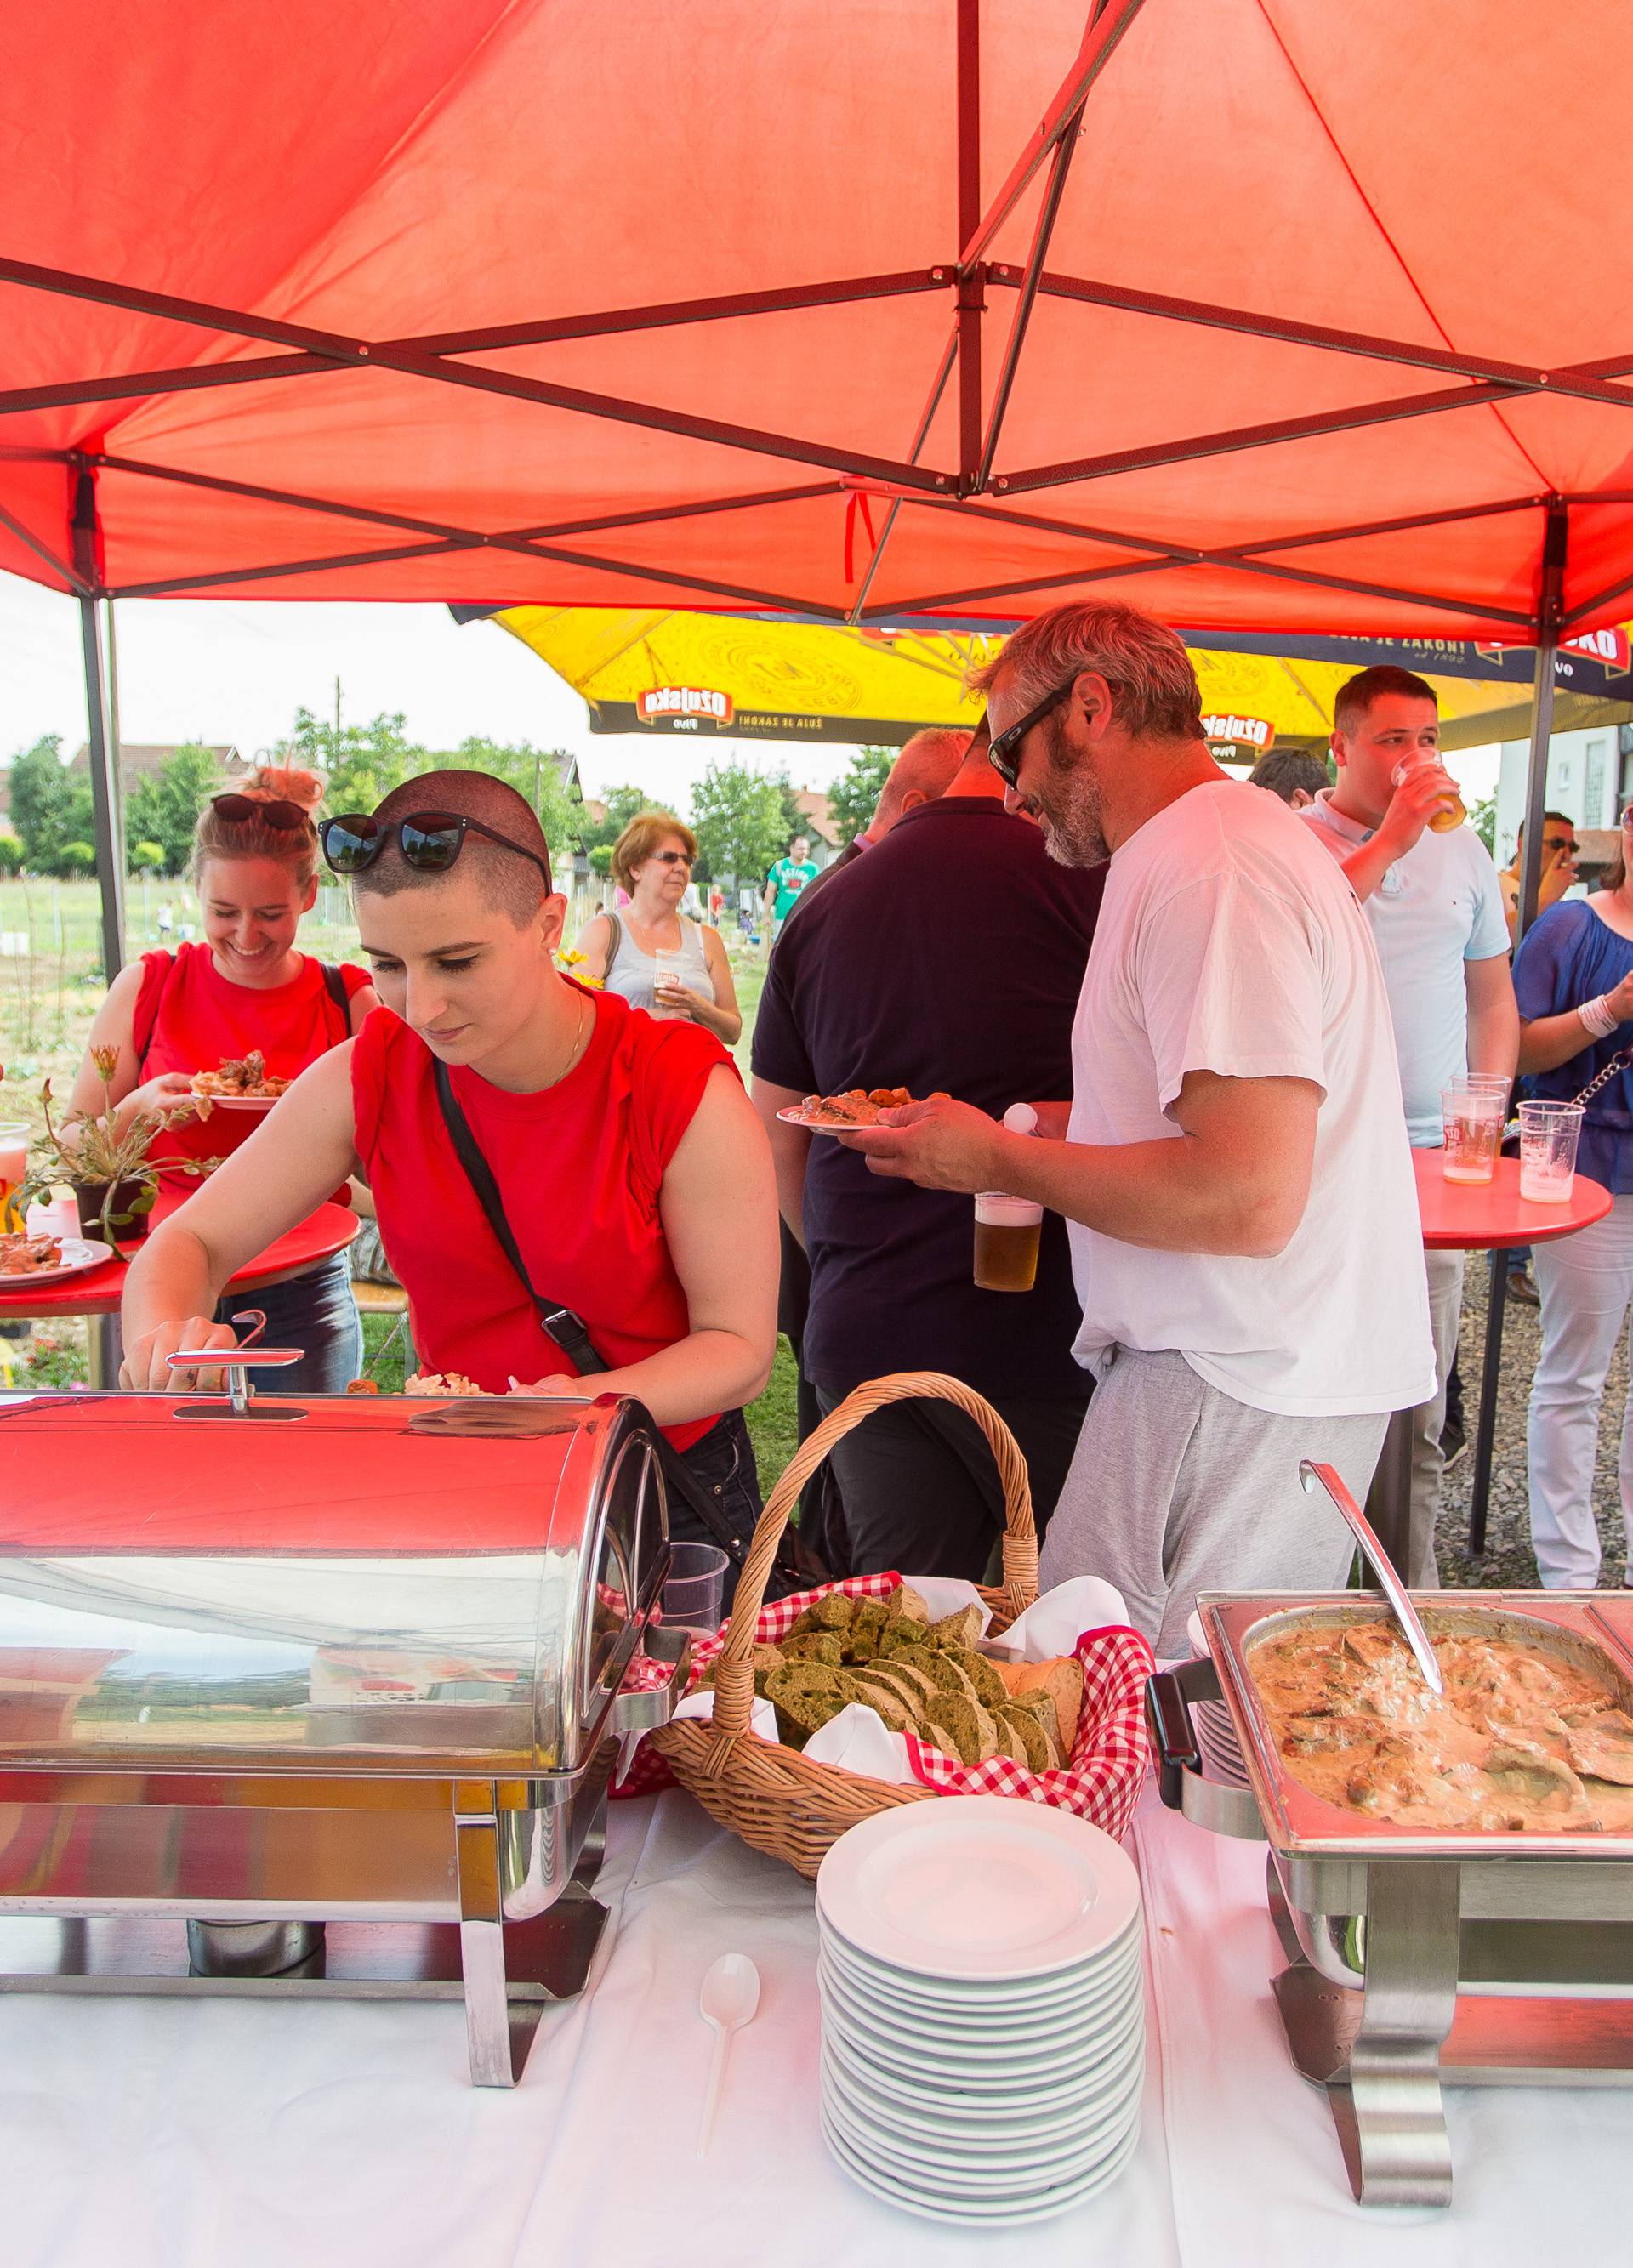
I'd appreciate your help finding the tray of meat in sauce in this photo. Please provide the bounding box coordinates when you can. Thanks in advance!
[1196,1594,1633,1859]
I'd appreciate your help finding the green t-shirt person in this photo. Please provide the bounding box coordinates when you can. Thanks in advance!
[765,848,818,925]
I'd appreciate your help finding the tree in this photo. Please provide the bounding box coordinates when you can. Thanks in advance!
[130,839,166,875]
[7,735,94,873]
[827,746,892,847]
[689,761,788,888]
[449,736,581,862]
[124,742,224,876]
[60,840,96,874]
[277,705,426,813]
[1466,789,1498,858]
[0,831,21,875]
[771,770,811,852]
[580,782,648,852]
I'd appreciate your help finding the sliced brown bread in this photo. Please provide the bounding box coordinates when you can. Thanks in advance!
[993,1699,1057,1773]
[891,1644,981,1708]
[928,1605,985,1650]
[951,1646,1010,1710]
[885,1583,931,1624]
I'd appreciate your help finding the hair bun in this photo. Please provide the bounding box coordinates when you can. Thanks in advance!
[247,764,324,812]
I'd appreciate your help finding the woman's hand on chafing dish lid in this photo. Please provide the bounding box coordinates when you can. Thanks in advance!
[838,1095,1009,1195]
[120,1315,242,1393]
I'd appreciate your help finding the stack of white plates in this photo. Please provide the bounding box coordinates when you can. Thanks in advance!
[1186,1611,1250,1788]
[814,1796,1144,2227]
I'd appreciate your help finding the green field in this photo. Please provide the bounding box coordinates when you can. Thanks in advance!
[0,881,797,1483]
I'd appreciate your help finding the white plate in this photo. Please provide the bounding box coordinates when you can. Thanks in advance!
[822,1986,1144,2095]
[821,1917,1141,2021]
[0,1236,115,1284]
[819,1952,1143,2062]
[823,2077,1141,2194]
[818,1901,1141,2006]
[773,1106,879,1135]
[822,2104,1141,2227]
[817,1797,1141,1984]
[822,2019,1142,2119]
[192,1089,282,1111]
[822,2039,1145,2157]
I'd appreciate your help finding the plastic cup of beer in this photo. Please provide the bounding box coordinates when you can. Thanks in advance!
[0,1123,26,1233]
[1391,753,1465,833]
[974,1192,1044,1292]
[651,948,686,1019]
[1440,1083,1505,1184]
[1518,1100,1584,1204]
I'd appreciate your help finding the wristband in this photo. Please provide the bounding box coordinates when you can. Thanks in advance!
[1579,993,1619,1040]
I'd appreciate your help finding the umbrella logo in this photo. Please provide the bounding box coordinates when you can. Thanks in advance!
[636,685,736,728]
[1201,712,1274,751]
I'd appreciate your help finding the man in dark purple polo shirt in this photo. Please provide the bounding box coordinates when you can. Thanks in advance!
[751,728,1105,1578]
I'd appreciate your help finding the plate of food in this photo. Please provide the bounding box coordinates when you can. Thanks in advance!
[191,1049,293,1110]
[0,1232,115,1283]
[777,1087,946,1133]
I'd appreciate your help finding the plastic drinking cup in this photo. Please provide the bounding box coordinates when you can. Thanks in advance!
[1440,1083,1505,1184]
[662,1541,729,1633]
[651,948,686,1019]
[0,1123,26,1233]
[1518,1100,1584,1204]
[974,1192,1044,1291]
[1391,753,1466,833]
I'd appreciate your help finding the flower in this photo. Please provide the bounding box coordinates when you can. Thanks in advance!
[90,1043,121,1083]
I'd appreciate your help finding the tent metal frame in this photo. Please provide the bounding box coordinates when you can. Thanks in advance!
[0,0,1596,1535]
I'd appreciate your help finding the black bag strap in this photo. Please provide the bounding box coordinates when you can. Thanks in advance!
[428,1057,826,1589]
[318,960,352,1037]
[601,910,624,975]
[432,1059,606,1378]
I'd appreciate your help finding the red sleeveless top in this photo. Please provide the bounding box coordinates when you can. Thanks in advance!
[351,986,732,1449]
[133,943,371,1185]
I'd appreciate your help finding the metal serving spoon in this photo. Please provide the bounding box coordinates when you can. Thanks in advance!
[695,1953,760,2158]
[1300,1459,1445,1696]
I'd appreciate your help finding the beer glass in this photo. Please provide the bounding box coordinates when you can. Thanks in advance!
[1440,1082,1505,1184]
[974,1192,1043,1292]
[1518,1100,1584,1203]
[1391,753,1466,833]
[0,1123,26,1234]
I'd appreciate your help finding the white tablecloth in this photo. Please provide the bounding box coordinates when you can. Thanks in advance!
[0,1780,1626,2267]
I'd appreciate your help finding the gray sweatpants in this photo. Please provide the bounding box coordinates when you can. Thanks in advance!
[1038,1346,1390,1657]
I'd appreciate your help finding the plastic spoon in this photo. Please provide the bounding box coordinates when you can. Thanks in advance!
[695,1953,760,2158]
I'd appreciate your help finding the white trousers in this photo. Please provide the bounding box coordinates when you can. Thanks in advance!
[1528,1193,1633,1589]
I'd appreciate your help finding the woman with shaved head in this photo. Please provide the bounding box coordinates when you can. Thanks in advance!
[121,770,780,1540]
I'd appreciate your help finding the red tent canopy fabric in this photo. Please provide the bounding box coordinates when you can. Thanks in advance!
[3,1,1631,639]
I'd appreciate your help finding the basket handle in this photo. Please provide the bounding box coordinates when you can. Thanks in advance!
[711,1370,1039,1738]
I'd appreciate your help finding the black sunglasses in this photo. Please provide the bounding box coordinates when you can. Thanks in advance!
[987,680,1074,787]
[212,792,310,830]
[321,809,552,886]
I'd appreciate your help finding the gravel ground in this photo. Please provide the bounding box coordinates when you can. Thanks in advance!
[1437,1256,1630,1591]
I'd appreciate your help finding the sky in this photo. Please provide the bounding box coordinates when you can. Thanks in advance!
[0,568,1503,810]
[0,571,860,810]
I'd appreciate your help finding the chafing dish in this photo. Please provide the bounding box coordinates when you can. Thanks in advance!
[1150,1592,1633,2208]
[0,1385,688,2084]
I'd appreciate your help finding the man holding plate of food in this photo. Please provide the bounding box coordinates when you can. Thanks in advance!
[839,602,1434,1657]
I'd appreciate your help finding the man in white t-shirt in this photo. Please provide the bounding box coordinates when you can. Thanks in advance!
[1302,666,1517,1589]
[840,601,1433,1654]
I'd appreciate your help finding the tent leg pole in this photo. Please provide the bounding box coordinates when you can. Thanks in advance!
[78,592,124,982]
[1466,1250,1508,1555]
[1514,503,1567,942]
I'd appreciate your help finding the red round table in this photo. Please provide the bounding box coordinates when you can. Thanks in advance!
[0,1194,359,1388]
[1372,1152,1615,1570]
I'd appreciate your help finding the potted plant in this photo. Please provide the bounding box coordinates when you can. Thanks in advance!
[17,1046,220,1259]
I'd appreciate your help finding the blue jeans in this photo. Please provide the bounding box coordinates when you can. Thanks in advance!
[214,1253,361,1397]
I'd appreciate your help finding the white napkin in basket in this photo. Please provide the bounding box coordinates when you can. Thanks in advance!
[983,1574,1129,1660]
[801,1700,918,1783]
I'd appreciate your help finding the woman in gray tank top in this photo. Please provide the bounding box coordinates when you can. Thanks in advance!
[578,811,743,1043]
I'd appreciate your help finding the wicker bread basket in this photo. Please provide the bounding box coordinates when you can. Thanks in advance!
[650,1370,1039,1879]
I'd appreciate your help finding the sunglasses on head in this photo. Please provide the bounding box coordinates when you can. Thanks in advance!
[987,679,1075,787]
[320,809,552,886]
[212,792,310,831]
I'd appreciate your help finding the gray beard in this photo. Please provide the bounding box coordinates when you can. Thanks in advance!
[1038,776,1109,867]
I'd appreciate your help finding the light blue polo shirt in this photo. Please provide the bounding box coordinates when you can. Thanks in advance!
[1301,789,1511,1147]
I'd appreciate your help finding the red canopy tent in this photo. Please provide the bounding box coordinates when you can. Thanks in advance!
[4,0,1632,969]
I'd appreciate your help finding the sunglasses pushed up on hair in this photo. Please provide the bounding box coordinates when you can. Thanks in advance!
[211,792,311,831]
[320,809,552,888]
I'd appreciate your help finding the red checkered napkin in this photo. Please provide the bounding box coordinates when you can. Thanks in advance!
[616,1577,1153,1838]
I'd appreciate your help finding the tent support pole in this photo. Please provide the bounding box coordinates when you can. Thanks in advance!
[71,461,123,981]
[1467,498,1568,1556]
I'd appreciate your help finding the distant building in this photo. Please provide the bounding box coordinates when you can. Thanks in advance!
[1492,724,1633,866]
[68,742,246,799]
[790,786,840,870]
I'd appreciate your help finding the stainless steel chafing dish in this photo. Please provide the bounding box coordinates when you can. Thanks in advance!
[1150,1592,1633,2209]
[0,1384,688,2084]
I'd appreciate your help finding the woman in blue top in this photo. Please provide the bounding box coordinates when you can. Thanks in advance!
[1514,806,1633,1588]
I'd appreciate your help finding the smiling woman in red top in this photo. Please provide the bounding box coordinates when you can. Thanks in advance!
[71,765,376,1394]
[119,770,779,1533]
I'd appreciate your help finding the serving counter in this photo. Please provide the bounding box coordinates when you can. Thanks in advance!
[1,1776,1628,2268]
